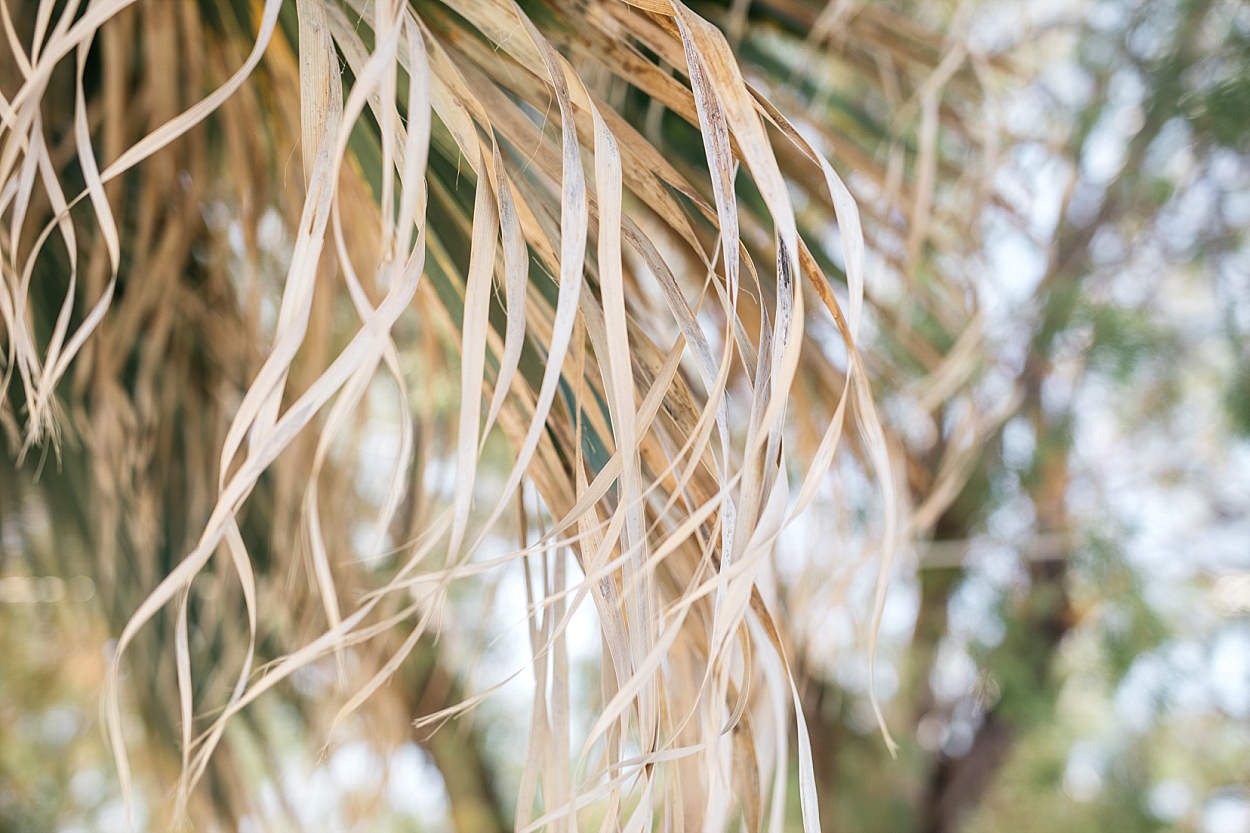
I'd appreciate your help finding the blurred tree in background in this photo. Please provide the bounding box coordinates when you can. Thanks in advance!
[1,0,1247,832]
[803,1,1250,832]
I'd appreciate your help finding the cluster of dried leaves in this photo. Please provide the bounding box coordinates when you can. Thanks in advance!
[0,0,1012,829]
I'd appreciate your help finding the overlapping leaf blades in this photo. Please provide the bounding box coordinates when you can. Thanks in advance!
[0,0,1010,829]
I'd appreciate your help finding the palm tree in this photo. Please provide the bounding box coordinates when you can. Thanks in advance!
[1,0,1009,829]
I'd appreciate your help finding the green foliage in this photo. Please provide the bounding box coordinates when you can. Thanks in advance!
[1081,302,1177,382]
[1223,361,1250,437]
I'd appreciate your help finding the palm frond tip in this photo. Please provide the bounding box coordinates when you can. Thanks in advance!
[0,0,1011,827]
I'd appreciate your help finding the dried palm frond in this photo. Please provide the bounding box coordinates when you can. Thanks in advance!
[1,0,1016,829]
